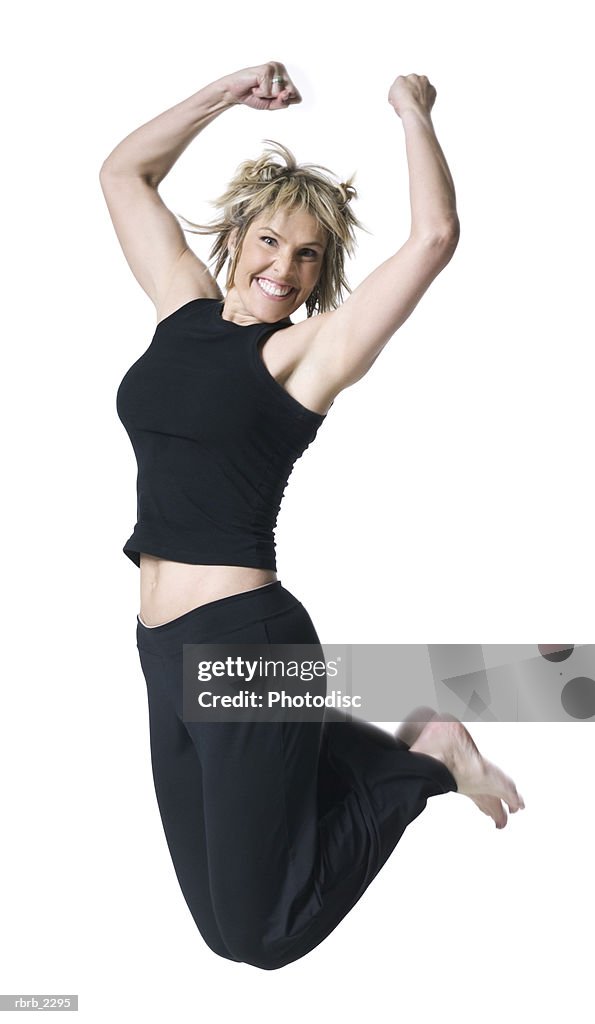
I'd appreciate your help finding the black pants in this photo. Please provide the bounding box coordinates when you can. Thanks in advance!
[136,580,457,970]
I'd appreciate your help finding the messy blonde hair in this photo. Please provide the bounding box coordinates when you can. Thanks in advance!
[176,139,369,318]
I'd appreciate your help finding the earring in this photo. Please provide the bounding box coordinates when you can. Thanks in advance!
[306,287,320,317]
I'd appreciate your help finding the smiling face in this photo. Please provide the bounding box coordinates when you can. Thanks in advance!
[223,206,328,324]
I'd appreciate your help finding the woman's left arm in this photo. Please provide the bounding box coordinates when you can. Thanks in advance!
[310,74,460,390]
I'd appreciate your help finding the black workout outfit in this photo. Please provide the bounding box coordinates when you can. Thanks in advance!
[116,297,457,970]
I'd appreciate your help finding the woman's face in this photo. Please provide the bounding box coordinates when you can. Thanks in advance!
[227,206,328,321]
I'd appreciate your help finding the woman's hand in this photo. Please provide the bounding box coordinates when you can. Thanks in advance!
[221,62,302,110]
[388,74,437,118]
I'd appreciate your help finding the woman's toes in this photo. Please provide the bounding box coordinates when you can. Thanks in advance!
[472,794,508,829]
[507,786,523,813]
[508,789,526,813]
[489,796,508,829]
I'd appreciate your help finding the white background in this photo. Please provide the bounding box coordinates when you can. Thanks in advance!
[1,0,593,1021]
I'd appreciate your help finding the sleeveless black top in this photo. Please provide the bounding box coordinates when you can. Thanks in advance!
[116,298,327,569]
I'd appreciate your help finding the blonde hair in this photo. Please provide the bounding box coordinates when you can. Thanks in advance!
[176,139,369,318]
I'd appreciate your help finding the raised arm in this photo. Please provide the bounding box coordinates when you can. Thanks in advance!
[309,74,460,391]
[99,63,301,312]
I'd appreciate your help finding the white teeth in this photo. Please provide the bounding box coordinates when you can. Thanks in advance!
[256,278,292,297]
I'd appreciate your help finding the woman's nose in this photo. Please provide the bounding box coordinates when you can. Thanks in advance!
[272,252,294,276]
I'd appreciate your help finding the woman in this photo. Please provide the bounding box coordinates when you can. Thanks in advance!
[100,61,525,970]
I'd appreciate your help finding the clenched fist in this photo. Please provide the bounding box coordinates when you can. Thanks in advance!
[222,62,302,111]
[388,74,437,118]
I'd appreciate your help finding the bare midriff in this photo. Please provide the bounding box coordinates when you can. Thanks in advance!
[138,553,278,627]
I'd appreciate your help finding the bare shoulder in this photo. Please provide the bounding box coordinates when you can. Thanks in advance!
[155,248,224,324]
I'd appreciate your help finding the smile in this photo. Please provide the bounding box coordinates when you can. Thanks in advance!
[255,278,295,299]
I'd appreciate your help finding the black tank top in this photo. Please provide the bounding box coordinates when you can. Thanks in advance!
[116,298,327,569]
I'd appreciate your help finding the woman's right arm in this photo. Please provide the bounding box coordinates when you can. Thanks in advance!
[99,64,299,312]
[100,78,236,186]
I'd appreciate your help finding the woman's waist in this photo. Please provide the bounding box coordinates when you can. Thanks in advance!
[139,554,278,627]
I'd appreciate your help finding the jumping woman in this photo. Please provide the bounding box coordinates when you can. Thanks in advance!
[100,61,525,970]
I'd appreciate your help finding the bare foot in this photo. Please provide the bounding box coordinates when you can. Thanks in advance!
[394,705,438,748]
[409,712,526,829]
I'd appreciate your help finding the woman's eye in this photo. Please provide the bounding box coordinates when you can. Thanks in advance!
[260,237,317,258]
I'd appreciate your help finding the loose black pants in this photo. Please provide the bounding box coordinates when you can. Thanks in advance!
[136,581,457,970]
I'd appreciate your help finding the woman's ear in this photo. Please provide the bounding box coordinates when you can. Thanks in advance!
[228,227,239,258]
